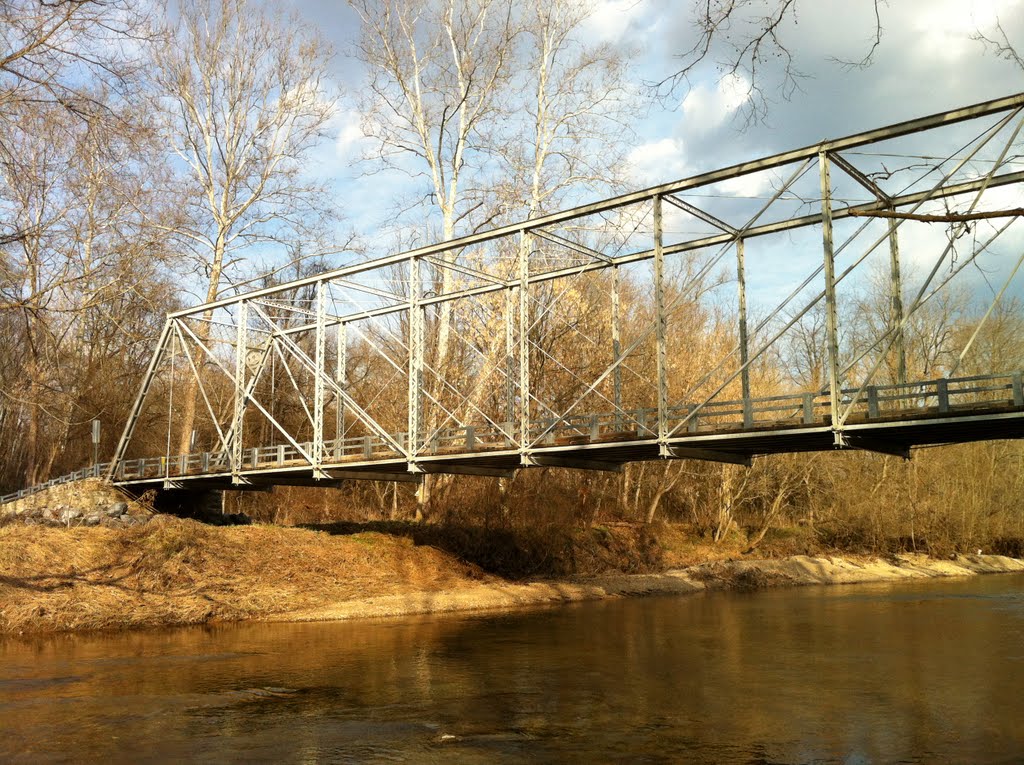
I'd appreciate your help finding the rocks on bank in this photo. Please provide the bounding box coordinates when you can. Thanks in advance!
[0,478,251,529]
[0,478,152,529]
[5,499,150,528]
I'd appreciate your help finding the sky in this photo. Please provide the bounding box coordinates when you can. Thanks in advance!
[293,0,1024,226]
[274,0,1024,316]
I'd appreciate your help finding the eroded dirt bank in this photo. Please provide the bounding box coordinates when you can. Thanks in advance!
[2,515,1022,635]
[276,552,1024,624]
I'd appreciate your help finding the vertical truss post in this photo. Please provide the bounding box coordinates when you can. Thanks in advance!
[505,286,516,440]
[164,329,177,484]
[313,279,326,474]
[737,238,752,428]
[408,256,423,460]
[270,351,275,447]
[654,195,669,454]
[336,321,347,451]
[819,150,842,442]
[887,210,907,387]
[612,264,623,430]
[231,300,248,482]
[518,231,531,450]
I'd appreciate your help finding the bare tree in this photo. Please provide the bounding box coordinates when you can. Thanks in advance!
[498,0,637,219]
[152,0,339,454]
[0,0,153,242]
[0,95,175,486]
[350,0,640,516]
[0,0,151,116]
[351,0,517,376]
[0,1,179,489]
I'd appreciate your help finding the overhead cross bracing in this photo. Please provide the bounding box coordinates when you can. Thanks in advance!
[107,92,1024,493]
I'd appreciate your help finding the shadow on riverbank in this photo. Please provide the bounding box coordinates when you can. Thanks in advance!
[298,520,667,580]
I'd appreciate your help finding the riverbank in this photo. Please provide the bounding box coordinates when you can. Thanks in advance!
[2,515,1022,635]
[274,550,1024,623]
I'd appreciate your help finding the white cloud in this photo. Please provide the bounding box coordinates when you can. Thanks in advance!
[678,73,751,135]
[909,2,984,61]
[584,0,650,43]
[333,109,365,160]
[714,171,774,199]
[910,0,1023,62]
[625,137,688,184]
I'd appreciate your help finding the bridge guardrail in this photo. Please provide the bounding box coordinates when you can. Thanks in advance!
[5,370,1022,499]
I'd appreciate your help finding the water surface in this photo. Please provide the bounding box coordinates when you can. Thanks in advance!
[2,573,1023,763]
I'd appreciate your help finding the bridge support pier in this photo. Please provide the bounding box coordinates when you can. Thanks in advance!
[146,487,221,519]
[147,487,256,523]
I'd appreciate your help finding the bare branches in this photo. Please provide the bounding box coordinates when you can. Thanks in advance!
[652,0,804,118]
[350,0,518,241]
[0,90,178,486]
[153,0,340,303]
[972,18,1024,71]
[0,0,154,123]
[828,0,885,70]
[150,0,346,453]
[652,0,886,123]
[500,0,639,219]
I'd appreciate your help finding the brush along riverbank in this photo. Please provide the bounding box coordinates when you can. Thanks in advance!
[1,515,1022,635]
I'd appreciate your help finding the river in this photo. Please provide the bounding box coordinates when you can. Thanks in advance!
[2,573,1023,763]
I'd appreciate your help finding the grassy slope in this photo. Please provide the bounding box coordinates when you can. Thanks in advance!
[0,518,489,633]
[0,515,739,634]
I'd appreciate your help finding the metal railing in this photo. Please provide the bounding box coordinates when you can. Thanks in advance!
[3,369,1021,503]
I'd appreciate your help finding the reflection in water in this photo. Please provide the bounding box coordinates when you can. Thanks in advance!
[1,574,1023,763]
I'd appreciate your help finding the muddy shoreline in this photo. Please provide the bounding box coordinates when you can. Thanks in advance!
[270,552,1024,624]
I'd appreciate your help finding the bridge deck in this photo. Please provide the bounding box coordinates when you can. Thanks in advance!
[110,372,1024,492]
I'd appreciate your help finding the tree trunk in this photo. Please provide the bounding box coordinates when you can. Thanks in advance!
[645,462,683,524]
[176,234,226,456]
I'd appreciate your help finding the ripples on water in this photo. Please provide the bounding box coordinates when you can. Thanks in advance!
[1,574,1023,763]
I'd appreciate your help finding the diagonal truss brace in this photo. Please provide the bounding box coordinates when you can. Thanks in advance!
[172,320,233,460]
[108,320,174,479]
[532,228,613,263]
[663,194,739,234]
[247,301,409,458]
[176,317,317,467]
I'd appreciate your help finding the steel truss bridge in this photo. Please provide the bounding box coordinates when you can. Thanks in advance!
[100,93,1024,496]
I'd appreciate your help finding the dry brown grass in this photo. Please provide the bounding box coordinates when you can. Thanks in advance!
[0,517,490,634]
[0,514,747,635]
